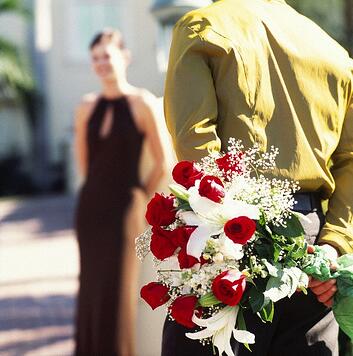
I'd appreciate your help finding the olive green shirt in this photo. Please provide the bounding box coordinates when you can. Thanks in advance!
[164,0,353,254]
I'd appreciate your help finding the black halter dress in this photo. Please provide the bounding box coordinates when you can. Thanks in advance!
[74,95,143,355]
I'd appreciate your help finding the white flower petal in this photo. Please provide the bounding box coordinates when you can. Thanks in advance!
[191,313,209,328]
[264,285,290,302]
[233,330,256,344]
[177,211,202,226]
[158,255,179,271]
[187,307,242,356]
[214,329,228,356]
[221,199,260,221]
[186,225,213,259]
[192,306,231,328]
[186,328,214,340]
[285,267,303,297]
[224,333,236,356]
[262,259,279,277]
[188,187,221,217]
[298,272,309,289]
[219,234,244,260]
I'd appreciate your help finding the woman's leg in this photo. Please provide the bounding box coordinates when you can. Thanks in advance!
[117,188,146,356]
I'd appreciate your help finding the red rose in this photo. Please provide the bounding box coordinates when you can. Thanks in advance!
[212,270,246,306]
[141,282,170,310]
[224,216,256,245]
[170,227,195,249]
[172,161,203,189]
[178,247,199,269]
[198,175,225,203]
[145,193,176,226]
[170,295,201,328]
[150,226,177,260]
[216,152,244,177]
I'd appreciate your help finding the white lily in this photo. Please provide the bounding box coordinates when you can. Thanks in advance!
[219,233,244,260]
[186,306,255,356]
[178,186,260,259]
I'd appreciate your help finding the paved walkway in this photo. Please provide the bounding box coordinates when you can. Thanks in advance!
[0,195,78,356]
[0,195,164,356]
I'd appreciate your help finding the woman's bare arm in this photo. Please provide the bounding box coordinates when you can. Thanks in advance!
[133,91,166,196]
[74,94,97,179]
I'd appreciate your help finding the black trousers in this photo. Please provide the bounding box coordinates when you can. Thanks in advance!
[161,210,339,356]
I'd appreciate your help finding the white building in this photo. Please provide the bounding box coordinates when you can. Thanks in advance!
[0,1,212,354]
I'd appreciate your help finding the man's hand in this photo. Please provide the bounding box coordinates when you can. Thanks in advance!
[307,244,338,307]
[308,277,337,307]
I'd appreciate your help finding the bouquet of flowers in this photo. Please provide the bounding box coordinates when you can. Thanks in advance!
[136,139,353,356]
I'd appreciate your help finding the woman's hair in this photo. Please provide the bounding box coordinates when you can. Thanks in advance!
[89,29,126,50]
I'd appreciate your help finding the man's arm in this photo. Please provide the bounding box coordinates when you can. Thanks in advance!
[164,15,222,161]
[318,80,353,255]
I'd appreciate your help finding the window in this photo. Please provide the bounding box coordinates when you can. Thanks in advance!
[65,0,125,62]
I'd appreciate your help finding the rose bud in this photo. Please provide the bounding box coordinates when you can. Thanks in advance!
[198,175,225,203]
[150,226,177,260]
[145,193,176,226]
[216,152,244,177]
[212,270,246,306]
[224,216,256,245]
[178,247,199,269]
[170,295,201,328]
[172,161,203,189]
[140,282,170,310]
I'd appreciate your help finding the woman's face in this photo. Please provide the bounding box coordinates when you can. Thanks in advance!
[90,40,129,82]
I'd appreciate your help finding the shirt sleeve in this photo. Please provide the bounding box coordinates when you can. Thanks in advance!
[164,15,222,161]
[319,81,353,255]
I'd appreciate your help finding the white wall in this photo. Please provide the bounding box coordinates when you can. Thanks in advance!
[44,0,164,164]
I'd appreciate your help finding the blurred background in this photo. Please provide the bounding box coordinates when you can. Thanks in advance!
[0,0,352,355]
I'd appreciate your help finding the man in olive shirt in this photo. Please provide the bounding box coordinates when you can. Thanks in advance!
[163,0,353,355]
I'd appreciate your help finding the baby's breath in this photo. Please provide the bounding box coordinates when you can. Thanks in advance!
[136,139,302,304]
[135,227,152,261]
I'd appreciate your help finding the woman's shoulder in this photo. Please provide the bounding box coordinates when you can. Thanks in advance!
[127,88,158,113]
[78,92,99,110]
[125,88,159,133]
[75,92,100,122]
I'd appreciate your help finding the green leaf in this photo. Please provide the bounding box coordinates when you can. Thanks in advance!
[248,279,268,313]
[289,239,307,260]
[273,243,281,262]
[0,0,31,17]
[198,292,222,307]
[255,241,274,261]
[264,269,291,302]
[302,247,332,281]
[271,214,305,238]
[333,295,353,341]
[176,198,192,211]
[237,309,252,352]
[169,184,189,201]
[264,267,304,302]
[258,213,266,226]
[259,301,274,323]
[255,221,274,242]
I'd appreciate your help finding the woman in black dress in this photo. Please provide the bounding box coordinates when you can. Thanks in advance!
[74,29,165,356]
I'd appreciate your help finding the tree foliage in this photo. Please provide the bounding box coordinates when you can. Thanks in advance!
[0,0,34,101]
